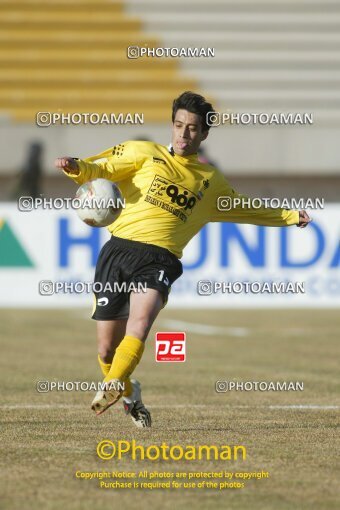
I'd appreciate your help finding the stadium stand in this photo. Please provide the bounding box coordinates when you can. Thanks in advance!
[126,0,340,121]
[0,0,339,196]
[0,0,197,122]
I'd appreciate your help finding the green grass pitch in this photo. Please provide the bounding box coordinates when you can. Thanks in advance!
[0,308,339,510]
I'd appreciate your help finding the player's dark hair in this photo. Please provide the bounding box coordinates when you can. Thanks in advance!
[172,91,215,132]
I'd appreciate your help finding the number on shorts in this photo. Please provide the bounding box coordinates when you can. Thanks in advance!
[158,270,169,286]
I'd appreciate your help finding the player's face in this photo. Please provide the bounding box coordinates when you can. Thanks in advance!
[172,109,208,157]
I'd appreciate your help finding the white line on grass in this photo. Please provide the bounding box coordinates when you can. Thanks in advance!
[161,319,249,337]
[268,405,340,410]
[74,313,250,337]
[0,404,84,409]
[1,404,339,410]
[159,405,340,410]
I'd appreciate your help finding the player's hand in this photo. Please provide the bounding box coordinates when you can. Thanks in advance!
[297,210,312,228]
[54,157,79,174]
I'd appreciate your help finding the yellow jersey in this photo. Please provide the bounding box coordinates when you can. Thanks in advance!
[65,141,299,258]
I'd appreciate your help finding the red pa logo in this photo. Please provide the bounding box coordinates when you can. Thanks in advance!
[155,332,186,362]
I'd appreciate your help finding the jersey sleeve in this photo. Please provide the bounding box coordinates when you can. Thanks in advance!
[209,178,299,226]
[63,141,145,184]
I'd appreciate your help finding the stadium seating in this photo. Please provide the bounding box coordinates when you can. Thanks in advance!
[2,0,339,122]
[0,0,197,122]
[1,0,339,180]
[126,0,340,120]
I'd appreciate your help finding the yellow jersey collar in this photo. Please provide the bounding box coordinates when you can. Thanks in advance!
[167,144,199,163]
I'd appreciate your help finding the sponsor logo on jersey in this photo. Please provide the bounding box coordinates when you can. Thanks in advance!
[145,175,199,222]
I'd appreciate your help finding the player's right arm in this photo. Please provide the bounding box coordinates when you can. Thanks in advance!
[55,141,146,184]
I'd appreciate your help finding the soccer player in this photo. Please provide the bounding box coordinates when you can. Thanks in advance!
[55,91,311,428]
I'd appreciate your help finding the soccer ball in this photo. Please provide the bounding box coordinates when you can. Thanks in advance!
[75,178,124,227]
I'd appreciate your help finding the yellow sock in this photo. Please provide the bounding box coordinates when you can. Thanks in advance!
[123,378,132,397]
[98,354,133,397]
[104,336,145,384]
[97,354,111,377]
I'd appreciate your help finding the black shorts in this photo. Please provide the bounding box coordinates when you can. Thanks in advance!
[92,236,183,321]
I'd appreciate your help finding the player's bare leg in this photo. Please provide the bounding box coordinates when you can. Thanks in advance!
[91,289,163,420]
[97,319,127,363]
[126,288,164,341]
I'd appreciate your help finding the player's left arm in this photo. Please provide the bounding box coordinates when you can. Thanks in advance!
[210,181,312,228]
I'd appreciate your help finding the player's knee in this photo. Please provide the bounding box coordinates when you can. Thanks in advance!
[98,344,115,364]
[126,316,151,342]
